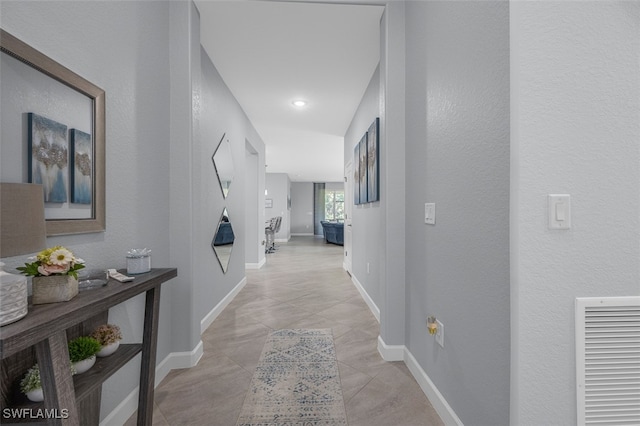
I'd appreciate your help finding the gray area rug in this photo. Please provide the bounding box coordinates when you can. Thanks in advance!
[236,329,348,426]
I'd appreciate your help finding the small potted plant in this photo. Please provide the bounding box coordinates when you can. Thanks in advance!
[68,336,101,374]
[20,364,76,402]
[20,364,44,402]
[91,324,123,357]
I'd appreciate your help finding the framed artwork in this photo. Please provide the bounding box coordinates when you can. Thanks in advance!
[358,134,368,204]
[28,113,68,203]
[265,199,273,208]
[366,117,379,202]
[70,129,92,204]
[1,29,105,236]
[353,142,360,205]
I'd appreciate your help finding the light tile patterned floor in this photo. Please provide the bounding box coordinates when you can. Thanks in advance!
[125,236,442,425]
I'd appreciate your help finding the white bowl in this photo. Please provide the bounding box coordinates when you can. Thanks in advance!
[73,355,96,374]
[96,340,120,357]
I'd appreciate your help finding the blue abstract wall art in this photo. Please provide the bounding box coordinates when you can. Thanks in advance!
[70,129,92,204]
[28,113,68,203]
[367,117,379,203]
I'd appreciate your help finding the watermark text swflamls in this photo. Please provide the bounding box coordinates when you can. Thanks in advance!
[3,408,69,420]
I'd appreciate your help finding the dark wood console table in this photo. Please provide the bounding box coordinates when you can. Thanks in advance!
[0,268,177,425]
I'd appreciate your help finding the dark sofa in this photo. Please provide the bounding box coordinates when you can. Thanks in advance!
[213,222,235,246]
[320,221,344,246]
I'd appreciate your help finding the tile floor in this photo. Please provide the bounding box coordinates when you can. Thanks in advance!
[126,236,442,425]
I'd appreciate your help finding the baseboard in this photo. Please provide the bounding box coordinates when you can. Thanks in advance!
[155,340,204,378]
[102,273,245,425]
[201,276,247,334]
[291,233,314,236]
[246,257,266,270]
[377,335,404,361]
[275,237,290,243]
[100,386,138,426]
[404,348,464,426]
[99,341,204,426]
[351,274,380,322]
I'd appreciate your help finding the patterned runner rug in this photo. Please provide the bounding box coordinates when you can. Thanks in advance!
[236,329,348,426]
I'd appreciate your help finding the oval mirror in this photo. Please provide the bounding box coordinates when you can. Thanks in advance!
[212,134,234,198]
[211,208,235,273]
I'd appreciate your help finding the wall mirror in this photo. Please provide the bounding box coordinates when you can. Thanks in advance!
[212,133,234,198]
[211,208,235,273]
[0,29,105,236]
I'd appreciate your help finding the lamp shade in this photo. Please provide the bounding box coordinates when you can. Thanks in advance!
[0,183,46,258]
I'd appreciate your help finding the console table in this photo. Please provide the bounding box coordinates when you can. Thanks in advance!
[0,268,177,425]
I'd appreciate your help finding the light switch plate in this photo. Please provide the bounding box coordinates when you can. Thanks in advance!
[548,194,571,230]
[435,319,444,348]
[425,203,435,225]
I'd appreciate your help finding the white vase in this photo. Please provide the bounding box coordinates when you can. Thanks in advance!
[0,263,28,326]
[26,388,44,402]
[73,355,96,374]
[96,341,120,357]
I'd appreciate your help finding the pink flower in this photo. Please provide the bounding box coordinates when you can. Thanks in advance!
[37,264,70,276]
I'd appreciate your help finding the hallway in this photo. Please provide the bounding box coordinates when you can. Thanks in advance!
[127,236,442,425]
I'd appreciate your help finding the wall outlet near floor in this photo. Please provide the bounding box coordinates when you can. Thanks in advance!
[367,262,370,274]
[435,319,444,348]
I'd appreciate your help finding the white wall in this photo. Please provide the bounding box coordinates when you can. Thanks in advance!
[1,0,174,418]
[344,65,383,310]
[325,182,344,192]
[349,1,639,424]
[290,181,344,236]
[169,0,201,364]
[403,2,511,424]
[245,143,265,266]
[0,1,267,422]
[510,2,640,424]
[196,45,266,326]
[266,173,291,241]
[378,2,407,346]
[290,182,314,235]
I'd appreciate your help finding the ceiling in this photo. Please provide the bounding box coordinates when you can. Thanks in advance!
[196,1,383,182]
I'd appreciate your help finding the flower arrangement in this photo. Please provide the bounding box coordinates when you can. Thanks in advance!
[68,336,101,363]
[91,324,122,346]
[17,246,85,279]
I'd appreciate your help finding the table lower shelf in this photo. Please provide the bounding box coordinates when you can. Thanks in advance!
[3,344,141,424]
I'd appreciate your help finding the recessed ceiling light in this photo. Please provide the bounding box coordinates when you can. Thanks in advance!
[292,100,307,108]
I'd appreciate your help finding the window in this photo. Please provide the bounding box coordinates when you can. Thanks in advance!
[325,190,345,221]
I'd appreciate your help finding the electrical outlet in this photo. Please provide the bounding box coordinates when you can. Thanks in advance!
[367,262,370,274]
[435,319,444,348]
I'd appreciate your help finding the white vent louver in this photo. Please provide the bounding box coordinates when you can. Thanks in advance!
[576,297,640,426]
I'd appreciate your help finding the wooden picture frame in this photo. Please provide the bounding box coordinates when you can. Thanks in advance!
[358,134,368,204]
[353,142,360,205]
[1,29,105,236]
[366,117,379,203]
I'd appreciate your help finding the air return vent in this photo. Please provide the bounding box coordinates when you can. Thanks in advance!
[576,297,640,425]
